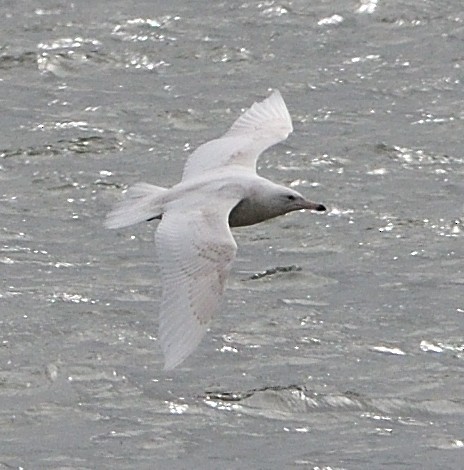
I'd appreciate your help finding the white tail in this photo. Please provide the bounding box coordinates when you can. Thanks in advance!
[105,182,167,229]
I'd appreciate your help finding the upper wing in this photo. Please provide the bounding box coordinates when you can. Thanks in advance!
[155,200,239,370]
[181,90,293,181]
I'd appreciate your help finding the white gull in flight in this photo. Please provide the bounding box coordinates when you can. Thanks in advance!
[105,90,326,370]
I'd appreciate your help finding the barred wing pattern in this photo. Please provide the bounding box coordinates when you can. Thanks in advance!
[155,201,238,370]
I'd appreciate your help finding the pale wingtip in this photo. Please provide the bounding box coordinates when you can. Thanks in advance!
[162,353,185,371]
[269,88,282,99]
[266,88,293,134]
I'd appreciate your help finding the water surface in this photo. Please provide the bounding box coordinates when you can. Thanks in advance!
[1,1,463,468]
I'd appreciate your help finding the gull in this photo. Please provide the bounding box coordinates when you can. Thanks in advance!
[105,90,326,370]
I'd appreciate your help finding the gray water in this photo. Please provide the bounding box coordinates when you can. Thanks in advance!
[1,1,463,468]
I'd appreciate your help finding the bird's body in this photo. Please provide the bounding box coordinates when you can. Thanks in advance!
[106,90,326,369]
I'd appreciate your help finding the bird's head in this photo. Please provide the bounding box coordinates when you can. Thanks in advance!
[275,188,326,214]
[228,183,326,228]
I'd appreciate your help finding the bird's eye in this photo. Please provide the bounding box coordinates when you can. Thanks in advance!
[286,195,296,201]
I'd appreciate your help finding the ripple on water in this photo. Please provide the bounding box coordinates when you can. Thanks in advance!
[202,384,464,426]
[376,143,464,170]
[1,135,126,160]
[420,339,464,357]
[37,37,104,77]
[111,17,179,43]
[371,345,407,356]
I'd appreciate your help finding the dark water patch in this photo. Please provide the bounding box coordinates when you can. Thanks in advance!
[0,51,37,70]
[247,264,302,280]
[1,135,125,161]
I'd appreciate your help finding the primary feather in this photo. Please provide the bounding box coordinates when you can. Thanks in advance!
[155,199,238,370]
[181,90,293,180]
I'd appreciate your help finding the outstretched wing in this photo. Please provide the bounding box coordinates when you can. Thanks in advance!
[155,200,239,370]
[181,90,293,181]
